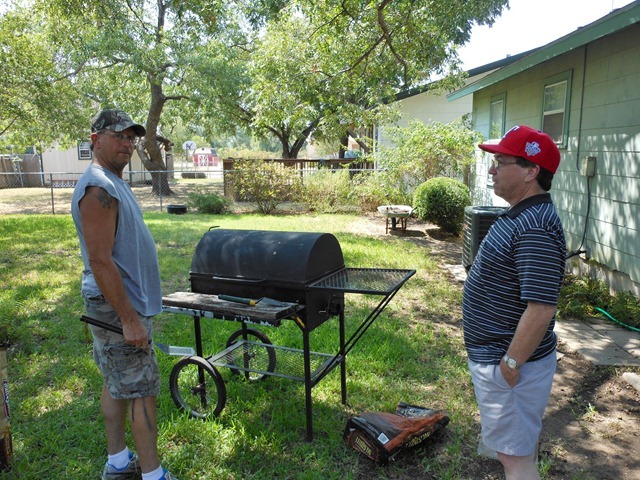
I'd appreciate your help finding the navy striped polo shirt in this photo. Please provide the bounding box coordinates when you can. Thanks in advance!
[462,193,566,364]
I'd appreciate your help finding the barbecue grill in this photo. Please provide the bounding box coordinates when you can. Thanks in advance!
[161,228,415,440]
[189,229,346,331]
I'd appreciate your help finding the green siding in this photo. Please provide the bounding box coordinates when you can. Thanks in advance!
[471,22,640,285]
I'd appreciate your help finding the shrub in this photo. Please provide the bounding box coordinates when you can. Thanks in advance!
[413,177,470,235]
[302,167,356,213]
[376,118,481,203]
[187,188,229,214]
[350,169,409,211]
[558,274,640,329]
[231,159,303,214]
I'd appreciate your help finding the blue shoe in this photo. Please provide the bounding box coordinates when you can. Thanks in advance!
[159,469,178,480]
[101,452,141,479]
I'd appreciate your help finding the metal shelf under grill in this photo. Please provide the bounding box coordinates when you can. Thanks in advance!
[206,340,342,383]
[308,267,415,294]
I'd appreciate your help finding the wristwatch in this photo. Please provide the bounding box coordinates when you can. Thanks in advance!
[502,353,520,370]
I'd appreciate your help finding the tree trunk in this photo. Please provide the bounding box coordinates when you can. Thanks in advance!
[280,131,294,159]
[136,138,173,196]
[151,170,172,196]
[338,132,349,158]
[136,81,174,196]
[346,127,371,154]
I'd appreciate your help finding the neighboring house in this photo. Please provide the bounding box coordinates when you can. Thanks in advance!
[374,50,537,149]
[448,0,640,295]
[192,147,221,169]
[41,142,148,181]
[1,140,169,187]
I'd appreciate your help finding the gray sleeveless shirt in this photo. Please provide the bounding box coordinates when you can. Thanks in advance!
[71,164,162,316]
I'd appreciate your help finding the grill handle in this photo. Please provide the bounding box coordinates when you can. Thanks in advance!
[319,297,343,316]
[218,294,257,306]
[206,275,265,284]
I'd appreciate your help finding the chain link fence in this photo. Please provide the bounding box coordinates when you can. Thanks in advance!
[0,159,377,215]
[0,170,224,215]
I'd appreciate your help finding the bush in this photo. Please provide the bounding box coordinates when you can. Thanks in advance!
[231,159,303,214]
[350,169,408,211]
[413,177,470,235]
[376,118,481,203]
[302,168,356,213]
[187,188,229,214]
[558,274,640,329]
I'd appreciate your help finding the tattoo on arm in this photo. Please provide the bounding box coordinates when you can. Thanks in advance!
[94,188,113,209]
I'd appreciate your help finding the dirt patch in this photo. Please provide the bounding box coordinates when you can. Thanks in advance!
[349,213,640,479]
[541,345,640,479]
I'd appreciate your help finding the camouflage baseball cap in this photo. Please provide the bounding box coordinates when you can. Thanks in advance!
[91,109,146,136]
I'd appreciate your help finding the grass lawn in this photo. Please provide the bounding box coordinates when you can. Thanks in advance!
[0,212,487,479]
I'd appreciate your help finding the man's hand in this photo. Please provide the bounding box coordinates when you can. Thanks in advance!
[121,316,149,351]
[500,360,520,387]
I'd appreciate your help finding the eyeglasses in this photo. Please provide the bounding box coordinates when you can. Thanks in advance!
[99,131,137,145]
[491,158,518,170]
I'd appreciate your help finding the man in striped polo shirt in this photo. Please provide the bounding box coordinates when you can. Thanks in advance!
[463,126,566,480]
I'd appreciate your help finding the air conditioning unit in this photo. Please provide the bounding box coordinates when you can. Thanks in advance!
[462,206,504,270]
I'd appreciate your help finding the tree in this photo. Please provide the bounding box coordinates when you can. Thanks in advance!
[202,0,508,158]
[2,0,508,171]
[0,6,91,152]
[34,0,256,194]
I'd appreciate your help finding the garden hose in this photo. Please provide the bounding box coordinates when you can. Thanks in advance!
[594,307,640,333]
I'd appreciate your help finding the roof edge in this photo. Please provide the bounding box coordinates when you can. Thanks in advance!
[447,1,640,101]
[390,48,539,103]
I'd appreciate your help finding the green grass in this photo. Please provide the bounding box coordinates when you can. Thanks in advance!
[0,212,486,479]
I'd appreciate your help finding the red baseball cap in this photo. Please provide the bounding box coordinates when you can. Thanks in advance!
[478,125,561,173]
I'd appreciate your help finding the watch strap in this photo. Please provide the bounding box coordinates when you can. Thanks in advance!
[502,353,520,370]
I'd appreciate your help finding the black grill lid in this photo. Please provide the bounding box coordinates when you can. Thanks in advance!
[190,229,345,284]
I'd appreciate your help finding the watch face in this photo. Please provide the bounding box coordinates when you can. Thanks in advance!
[507,358,517,369]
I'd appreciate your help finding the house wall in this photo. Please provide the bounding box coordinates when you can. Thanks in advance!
[376,85,477,149]
[471,25,640,294]
[40,145,150,184]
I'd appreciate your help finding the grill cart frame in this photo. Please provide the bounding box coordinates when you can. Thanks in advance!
[161,229,414,441]
[162,267,414,441]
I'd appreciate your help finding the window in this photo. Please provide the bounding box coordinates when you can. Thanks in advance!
[542,71,572,147]
[489,93,506,140]
[77,140,92,160]
[486,93,506,185]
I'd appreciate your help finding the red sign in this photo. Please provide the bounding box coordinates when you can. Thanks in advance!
[194,153,219,167]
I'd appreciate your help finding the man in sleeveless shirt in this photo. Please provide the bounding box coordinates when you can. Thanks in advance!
[463,126,566,480]
[72,109,177,480]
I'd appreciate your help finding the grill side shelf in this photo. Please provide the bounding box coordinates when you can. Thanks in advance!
[162,292,303,325]
[308,268,415,295]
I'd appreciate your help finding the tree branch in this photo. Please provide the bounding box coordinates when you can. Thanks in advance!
[377,0,409,85]
[346,127,371,153]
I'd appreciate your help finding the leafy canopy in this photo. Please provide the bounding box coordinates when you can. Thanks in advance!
[1,0,508,160]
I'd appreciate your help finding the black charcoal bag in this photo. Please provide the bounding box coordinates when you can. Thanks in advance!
[343,402,450,464]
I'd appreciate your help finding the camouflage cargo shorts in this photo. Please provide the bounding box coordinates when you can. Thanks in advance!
[84,294,160,400]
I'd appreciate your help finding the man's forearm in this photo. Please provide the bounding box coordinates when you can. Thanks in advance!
[507,302,557,364]
[90,259,139,326]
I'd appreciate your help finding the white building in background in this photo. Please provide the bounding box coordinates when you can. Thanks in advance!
[374,51,537,149]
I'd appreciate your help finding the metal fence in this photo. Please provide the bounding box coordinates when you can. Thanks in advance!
[0,171,224,215]
[0,161,377,215]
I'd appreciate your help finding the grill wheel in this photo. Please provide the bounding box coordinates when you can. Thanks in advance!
[225,329,277,381]
[169,355,226,419]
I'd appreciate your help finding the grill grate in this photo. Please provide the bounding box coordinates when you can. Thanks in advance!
[309,267,415,295]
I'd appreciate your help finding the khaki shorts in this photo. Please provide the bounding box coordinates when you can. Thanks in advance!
[468,353,556,457]
[84,295,160,400]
